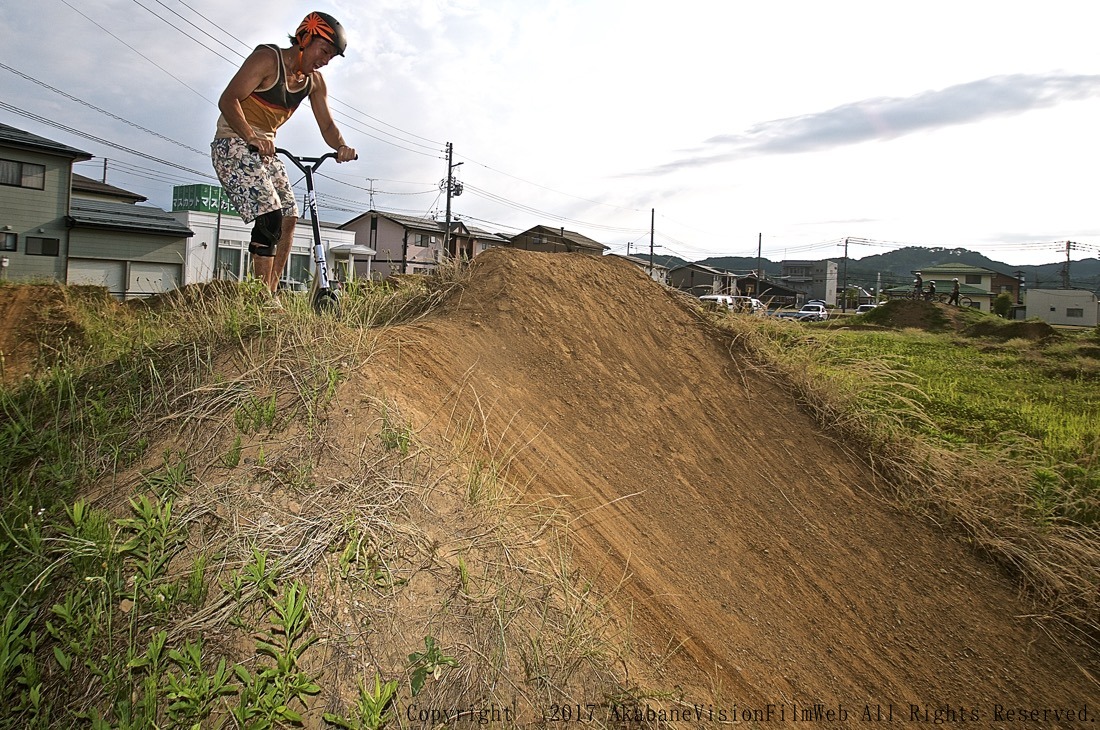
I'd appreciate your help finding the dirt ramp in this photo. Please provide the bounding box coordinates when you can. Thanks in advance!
[356,248,1097,720]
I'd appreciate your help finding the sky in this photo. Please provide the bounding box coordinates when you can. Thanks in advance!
[2,0,1099,267]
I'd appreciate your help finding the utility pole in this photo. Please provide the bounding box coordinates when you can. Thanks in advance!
[1061,240,1073,289]
[649,208,655,276]
[841,237,850,312]
[102,158,108,184]
[441,142,463,258]
[756,233,762,279]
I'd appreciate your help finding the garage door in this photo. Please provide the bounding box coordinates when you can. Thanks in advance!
[129,262,182,297]
[67,258,125,296]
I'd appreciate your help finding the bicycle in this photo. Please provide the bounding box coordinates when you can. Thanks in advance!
[249,146,356,314]
[944,294,975,308]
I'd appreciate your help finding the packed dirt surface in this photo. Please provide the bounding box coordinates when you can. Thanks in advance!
[0,284,55,384]
[352,248,1098,725]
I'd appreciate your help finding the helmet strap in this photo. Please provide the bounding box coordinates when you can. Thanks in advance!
[291,43,307,82]
[291,35,312,82]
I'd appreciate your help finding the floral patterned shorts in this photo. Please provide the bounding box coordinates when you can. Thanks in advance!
[210,137,299,224]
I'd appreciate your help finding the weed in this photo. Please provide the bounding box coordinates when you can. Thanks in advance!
[164,638,236,727]
[140,449,193,497]
[235,393,279,434]
[407,635,459,696]
[222,434,243,467]
[379,408,412,455]
[232,581,322,727]
[323,672,399,730]
[115,494,186,610]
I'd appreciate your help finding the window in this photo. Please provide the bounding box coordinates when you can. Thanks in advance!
[215,245,242,280]
[0,159,46,190]
[1067,308,1084,318]
[1,232,15,251]
[287,253,310,289]
[965,274,982,285]
[25,236,59,256]
[413,233,431,247]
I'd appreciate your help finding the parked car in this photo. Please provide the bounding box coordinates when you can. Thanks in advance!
[777,303,829,322]
[699,294,766,315]
[854,303,878,314]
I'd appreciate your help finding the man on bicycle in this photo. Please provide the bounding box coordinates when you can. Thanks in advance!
[211,11,357,299]
[913,272,923,299]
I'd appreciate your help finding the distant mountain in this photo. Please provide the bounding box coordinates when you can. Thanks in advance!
[675,246,1100,293]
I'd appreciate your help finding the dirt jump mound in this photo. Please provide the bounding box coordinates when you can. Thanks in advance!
[356,248,1096,721]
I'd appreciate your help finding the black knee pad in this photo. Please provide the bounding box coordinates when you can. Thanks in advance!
[248,210,283,257]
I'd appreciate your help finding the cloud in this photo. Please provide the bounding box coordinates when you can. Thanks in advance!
[639,73,1100,176]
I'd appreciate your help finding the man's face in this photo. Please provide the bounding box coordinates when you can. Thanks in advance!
[306,39,340,71]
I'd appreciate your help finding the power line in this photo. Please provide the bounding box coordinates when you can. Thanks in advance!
[127,0,241,65]
[0,62,208,157]
[0,102,217,180]
[148,0,249,59]
[57,0,217,107]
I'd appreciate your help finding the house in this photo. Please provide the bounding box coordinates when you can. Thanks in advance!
[738,275,801,309]
[67,196,193,298]
[169,184,358,288]
[606,253,669,284]
[339,210,507,279]
[0,122,92,283]
[668,263,739,296]
[0,123,197,298]
[1024,289,1099,327]
[506,225,608,256]
[780,260,838,306]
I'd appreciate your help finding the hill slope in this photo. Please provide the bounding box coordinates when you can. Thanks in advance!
[348,247,1097,717]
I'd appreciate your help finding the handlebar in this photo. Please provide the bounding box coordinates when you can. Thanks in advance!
[246,144,357,174]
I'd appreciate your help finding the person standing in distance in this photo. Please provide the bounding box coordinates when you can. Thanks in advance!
[211,11,357,299]
[948,278,961,306]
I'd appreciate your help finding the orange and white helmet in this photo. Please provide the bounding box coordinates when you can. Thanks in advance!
[295,12,347,56]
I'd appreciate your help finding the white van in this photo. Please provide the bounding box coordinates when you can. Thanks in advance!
[699,294,766,315]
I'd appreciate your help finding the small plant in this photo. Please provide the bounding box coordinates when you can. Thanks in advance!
[163,638,237,727]
[407,635,458,696]
[378,409,411,455]
[140,449,193,496]
[115,494,186,609]
[323,672,398,730]
[232,581,321,727]
[222,434,243,467]
[457,556,470,594]
[234,393,279,434]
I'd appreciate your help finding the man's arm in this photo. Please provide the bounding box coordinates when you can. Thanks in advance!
[309,74,356,162]
[218,48,277,155]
